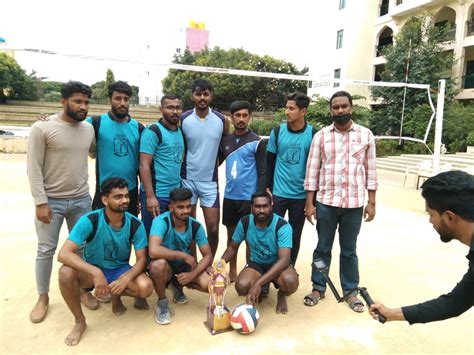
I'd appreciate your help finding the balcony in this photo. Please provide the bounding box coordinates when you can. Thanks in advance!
[391,0,443,18]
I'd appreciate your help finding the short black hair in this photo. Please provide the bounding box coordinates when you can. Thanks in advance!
[191,78,213,93]
[101,177,128,196]
[421,170,474,222]
[169,188,193,203]
[61,81,92,99]
[108,81,132,98]
[330,90,353,107]
[229,100,252,115]
[161,93,181,106]
[286,92,310,110]
[251,190,272,205]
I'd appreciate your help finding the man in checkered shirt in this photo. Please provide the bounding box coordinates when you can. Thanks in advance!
[303,91,378,313]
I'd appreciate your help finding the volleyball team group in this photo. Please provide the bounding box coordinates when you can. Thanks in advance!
[26,78,474,346]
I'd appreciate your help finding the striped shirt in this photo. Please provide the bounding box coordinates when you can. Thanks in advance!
[304,122,378,208]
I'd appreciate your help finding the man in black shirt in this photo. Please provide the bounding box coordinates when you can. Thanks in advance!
[369,170,473,324]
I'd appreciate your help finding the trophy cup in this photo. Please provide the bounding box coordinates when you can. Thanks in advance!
[204,259,232,334]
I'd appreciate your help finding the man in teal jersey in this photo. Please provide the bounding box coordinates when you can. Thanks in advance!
[220,191,299,314]
[88,81,144,217]
[148,188,213,325]
[139,94,184,234]
[57,178,153,346]
[266,92,316,265]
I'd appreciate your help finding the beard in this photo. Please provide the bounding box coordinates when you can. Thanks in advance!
[112,106,129,119]
[66,105,87,122]
[255,212,270,223]
[109,204,128,213]
[439,233,454,243]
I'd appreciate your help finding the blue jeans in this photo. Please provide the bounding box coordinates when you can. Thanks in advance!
[311,201,363,295]
[34,195,91,294]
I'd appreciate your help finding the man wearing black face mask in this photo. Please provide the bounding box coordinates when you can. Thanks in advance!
[303,91,378,313]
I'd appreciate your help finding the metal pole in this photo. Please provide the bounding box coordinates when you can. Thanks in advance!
[433,79,446,173]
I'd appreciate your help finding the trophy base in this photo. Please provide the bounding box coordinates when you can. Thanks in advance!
[204,306,233,335]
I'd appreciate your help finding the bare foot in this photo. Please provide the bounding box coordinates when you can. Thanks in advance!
[112,296,127,316]
[80,291,99,310]
[229,271,237,283]
[30,295,49,323]
[134,297,149,311]
[276,290,288,314]
[65,321,87,346]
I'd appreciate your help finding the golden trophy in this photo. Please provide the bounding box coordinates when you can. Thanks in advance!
[204,259,232,334]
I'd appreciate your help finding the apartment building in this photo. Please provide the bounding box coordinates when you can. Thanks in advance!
[308,0,474,102]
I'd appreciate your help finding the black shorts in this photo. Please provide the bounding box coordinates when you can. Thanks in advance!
[222,198,251,226]
[245,260,296,289]
[167,261,191,287]
[92,187,139,216]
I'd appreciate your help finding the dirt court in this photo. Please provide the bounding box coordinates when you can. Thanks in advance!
[0,153,472,354]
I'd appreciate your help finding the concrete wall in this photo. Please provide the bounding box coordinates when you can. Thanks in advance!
[0,136,27,153]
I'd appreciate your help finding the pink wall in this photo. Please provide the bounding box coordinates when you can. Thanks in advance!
[186,28,209,53]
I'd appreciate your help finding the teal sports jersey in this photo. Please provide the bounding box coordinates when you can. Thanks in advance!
[267,123,315,199]
[86,113,142,190]
[232,214,292,265]
[150,212,208,262]
[140,121,184,197]
[68,209,147,270]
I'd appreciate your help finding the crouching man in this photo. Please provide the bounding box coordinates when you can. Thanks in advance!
[220,191,299,314]
[57,177,153,346]
[148,188,213,325]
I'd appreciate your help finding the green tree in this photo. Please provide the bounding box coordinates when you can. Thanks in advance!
[162,47,308,111]
[370,14,455,138]
[91,68,116,104]
[0,52,38,102]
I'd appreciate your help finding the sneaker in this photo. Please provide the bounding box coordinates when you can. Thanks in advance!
[155,299,172,325]
[170,281,189,304]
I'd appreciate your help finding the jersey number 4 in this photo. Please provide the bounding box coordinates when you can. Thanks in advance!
[231,161,238,179]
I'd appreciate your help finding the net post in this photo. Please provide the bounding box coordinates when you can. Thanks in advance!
[433,79,445,173]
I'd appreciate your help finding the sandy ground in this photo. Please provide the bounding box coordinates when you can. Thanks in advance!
[0,153,473,354]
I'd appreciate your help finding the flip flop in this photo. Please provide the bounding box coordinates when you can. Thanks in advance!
[303,291,324,307]
[346,296,364,313]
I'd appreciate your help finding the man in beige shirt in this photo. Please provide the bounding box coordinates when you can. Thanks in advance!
[27,81,96,323]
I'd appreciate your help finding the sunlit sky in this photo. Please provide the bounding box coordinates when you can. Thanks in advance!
[2,0,335,95]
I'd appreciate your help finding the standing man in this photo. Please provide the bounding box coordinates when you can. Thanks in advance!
[88,81,144,217]
[87,80,147,309]
[369,171,473,324]
[303,90,377,312]
[58,178,153,345]
[219,100,266,281]
[27,81,97,323]
[148,188,213,325]
[181,79,229,256]
[266,92,317,265]
[220,191,299,314]
[139,94,184,234]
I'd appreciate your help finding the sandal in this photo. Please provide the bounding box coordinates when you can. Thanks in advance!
[303,290,324,307]
[346,295,364,313]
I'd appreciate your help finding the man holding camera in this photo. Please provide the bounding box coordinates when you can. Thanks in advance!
[369,171,473,324]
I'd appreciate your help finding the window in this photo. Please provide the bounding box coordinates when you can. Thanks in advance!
[396,0,403,5]
[379,0,389,16]
[339,0,346,10]
[334,68,341,87]
[336,30,344,49]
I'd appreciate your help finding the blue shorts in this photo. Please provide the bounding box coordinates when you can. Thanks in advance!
[84,264,132,291]
[140,193,170,235]
[181,179,220,208]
